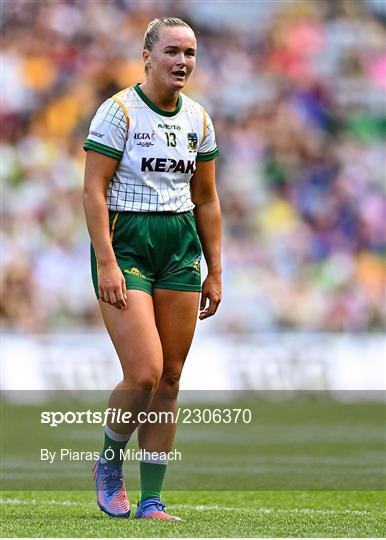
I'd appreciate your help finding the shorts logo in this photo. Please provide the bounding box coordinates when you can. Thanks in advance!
[192,257,201,274]
[187,132,198,152]
[124,267,145,278]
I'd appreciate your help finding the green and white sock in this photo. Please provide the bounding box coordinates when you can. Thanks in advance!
[101,425,131,466]
[139,453,168,502]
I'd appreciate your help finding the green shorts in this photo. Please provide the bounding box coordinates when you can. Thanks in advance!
[91,211,202,296]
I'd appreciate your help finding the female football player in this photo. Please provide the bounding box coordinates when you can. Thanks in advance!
[83,17,221,521]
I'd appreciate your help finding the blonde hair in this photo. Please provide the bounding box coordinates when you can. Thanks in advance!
[143,17,194,73]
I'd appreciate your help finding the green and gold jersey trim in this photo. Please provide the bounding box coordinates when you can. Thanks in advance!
[112,88,130,129]
[134,83,182,117]
[110,212,120,242]
[196,148,220,161]
[83,139,123,160]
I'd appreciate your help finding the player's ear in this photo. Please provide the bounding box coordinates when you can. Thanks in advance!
[143,49,151,70]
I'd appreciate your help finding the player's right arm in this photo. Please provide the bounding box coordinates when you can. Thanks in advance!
[83,98,128,309]
[83,151,127,310]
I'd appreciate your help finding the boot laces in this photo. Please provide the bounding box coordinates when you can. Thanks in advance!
[103,468,124,497]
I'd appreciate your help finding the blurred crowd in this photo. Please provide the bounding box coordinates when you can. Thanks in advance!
[1,0,385,332]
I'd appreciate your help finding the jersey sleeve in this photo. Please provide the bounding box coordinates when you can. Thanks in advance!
[196,110,219,162]
[83,98,127,160]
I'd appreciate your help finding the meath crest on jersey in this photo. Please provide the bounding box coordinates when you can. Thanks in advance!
[187,132,198,152]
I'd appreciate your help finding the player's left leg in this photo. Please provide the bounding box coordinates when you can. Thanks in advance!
[135,288,200,521]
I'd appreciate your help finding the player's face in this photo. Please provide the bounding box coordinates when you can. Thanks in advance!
[146,26,197,92]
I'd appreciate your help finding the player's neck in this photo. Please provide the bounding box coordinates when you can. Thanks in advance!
[139,80,180,112]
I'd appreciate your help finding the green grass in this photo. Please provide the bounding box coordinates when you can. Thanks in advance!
[2,398,385,491]
[1,396,385,536]
[1,490,385,537]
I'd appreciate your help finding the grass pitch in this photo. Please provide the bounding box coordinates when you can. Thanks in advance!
[1,396,385,536]
[1,490,385,537]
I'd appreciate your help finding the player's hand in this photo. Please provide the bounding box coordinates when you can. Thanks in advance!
[199,273,222,320]
[98,262,127,310]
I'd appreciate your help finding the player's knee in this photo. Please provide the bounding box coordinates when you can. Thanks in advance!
[158,370,181,398]
[132,369,161,392]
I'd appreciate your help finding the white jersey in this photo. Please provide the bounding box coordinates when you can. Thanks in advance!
[84,84,219,213]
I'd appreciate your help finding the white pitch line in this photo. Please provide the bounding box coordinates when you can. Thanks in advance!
[0,498,80,506]
[0,499,381,517]
[171,504,380,516]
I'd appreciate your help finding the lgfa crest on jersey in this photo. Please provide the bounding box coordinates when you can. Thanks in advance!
[187,132,198,152]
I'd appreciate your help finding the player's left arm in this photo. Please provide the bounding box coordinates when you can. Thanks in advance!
[190,159,222,320]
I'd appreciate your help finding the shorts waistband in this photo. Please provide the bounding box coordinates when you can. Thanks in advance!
[108,210,193,216]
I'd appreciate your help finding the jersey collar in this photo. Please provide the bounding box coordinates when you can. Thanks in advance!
[134,83,182,117]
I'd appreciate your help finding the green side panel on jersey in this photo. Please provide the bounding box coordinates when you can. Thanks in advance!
[196,147,220,161]
[83,139,123,160]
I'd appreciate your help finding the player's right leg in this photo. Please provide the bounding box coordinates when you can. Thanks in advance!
[94,290,163,517]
